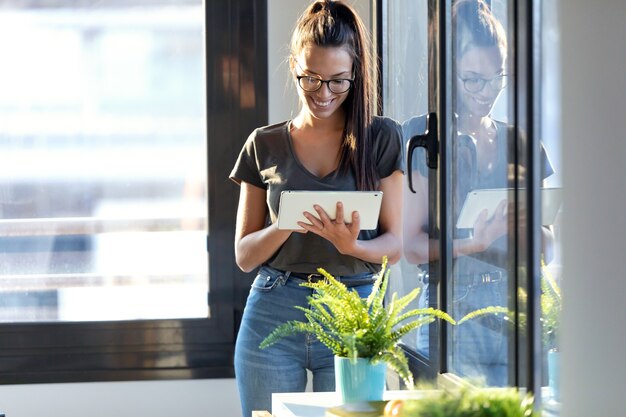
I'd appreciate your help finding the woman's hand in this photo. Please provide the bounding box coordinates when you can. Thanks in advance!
[298,202,360,255]
[471,199,508,252]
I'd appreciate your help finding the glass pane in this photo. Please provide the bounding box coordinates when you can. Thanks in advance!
[0,1,208,322]
[539,0,563,414]
[446,0,515,386]
[382,0,431,358]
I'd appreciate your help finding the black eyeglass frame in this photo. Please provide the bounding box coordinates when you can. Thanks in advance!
[458,74,509,93]
[295,75,355,94]
[293,59,354,94]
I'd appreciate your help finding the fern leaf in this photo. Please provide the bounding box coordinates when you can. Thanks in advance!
[366,256,387,307]
[378,345,413,388]
[259,321,316,349]
[389,317,436,343]
[457,306,509,325]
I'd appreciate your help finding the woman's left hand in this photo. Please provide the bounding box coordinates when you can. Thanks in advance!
[298,202,360,255]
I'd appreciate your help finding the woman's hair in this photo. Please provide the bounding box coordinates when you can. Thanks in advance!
[290,0,377,191]
[453,0,507,59]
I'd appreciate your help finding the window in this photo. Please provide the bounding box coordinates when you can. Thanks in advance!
[0,0,267,384]
[0,0,207,323]
[380,0,562,411]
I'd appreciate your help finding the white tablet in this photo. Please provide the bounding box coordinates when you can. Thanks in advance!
[277,190,383,230]
[456,187,563,229]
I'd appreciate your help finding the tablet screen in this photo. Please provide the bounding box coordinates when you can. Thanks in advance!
[277,191,383,230]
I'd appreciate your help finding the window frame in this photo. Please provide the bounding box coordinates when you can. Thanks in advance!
[0,0,267,385]
[377,0,545,402]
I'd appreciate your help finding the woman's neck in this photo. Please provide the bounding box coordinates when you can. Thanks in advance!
[457,113,485,133]
[457,113,495,143]
[293,109,346,133]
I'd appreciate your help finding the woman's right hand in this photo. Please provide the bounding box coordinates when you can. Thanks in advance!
[471,199,508,252]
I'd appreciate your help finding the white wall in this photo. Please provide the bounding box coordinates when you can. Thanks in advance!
[560,0,626,416]
[0,379,240,417]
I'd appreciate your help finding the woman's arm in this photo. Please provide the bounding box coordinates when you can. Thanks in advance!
[402,170,508,264]
[298,170,404,264]
[402,170,431,264]
[234,181,296,272]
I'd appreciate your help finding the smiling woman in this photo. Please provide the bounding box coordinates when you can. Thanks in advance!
[229,1,404,415]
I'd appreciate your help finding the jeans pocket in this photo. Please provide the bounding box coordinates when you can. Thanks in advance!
[251,268,284,293]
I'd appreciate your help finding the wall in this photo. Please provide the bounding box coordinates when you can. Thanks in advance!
[560,0,626,416]
[0,379,240,417]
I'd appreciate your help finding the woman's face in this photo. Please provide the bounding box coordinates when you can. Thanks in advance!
[292,45,354,122]
[456,45,506,118]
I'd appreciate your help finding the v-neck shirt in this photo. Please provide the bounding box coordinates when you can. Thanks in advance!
[230,116,404,275]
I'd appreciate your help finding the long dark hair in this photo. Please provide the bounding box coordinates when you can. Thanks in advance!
[290,0,377,191]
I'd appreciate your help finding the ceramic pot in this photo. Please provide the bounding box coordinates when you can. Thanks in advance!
[334,356,386,404]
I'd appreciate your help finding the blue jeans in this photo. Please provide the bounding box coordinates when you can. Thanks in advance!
[450,277,508,386]
[416,273,508,386]
[234,266,374,417]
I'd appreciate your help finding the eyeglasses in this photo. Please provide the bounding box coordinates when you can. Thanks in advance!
[296,75,354,94]
[458,74,508,93]
[294,61,354,94]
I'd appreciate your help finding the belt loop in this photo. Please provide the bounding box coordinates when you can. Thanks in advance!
[281,271,291,285]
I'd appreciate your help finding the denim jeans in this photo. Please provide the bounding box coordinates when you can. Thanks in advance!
[234,266,374,417]
[416,273,508,386]
[450,277,508,386]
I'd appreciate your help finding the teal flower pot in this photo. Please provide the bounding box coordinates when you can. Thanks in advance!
[334,356,386,404]
[548,350,561,401]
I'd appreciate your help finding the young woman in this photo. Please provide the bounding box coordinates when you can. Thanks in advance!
[402,0,554,385]
[229,1,404,414]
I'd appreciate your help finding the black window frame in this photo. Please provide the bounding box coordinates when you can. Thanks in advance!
[377,0,544,401]
[0,0,267,385]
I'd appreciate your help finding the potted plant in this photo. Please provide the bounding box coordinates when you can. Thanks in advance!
[259,257,455,404]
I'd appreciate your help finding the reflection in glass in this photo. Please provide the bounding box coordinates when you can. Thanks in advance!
[398,0,557,386]
[0,1,207,322]
[383,0,430,359]
[447,0,515,387]
[446,0,557,387]
[457,73,508,93]
[539,0,562,413]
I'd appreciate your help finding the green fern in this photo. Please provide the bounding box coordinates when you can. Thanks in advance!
[457,306,510,325]
[259,257,455,388]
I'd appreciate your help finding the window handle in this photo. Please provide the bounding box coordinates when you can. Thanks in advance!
[407,112,439,193]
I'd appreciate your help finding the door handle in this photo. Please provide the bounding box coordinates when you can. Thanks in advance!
[407,112,439,193]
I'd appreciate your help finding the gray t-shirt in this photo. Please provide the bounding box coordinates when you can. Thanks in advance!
[230,116,404,275]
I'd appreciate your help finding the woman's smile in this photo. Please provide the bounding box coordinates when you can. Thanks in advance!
[312,98,333,107]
